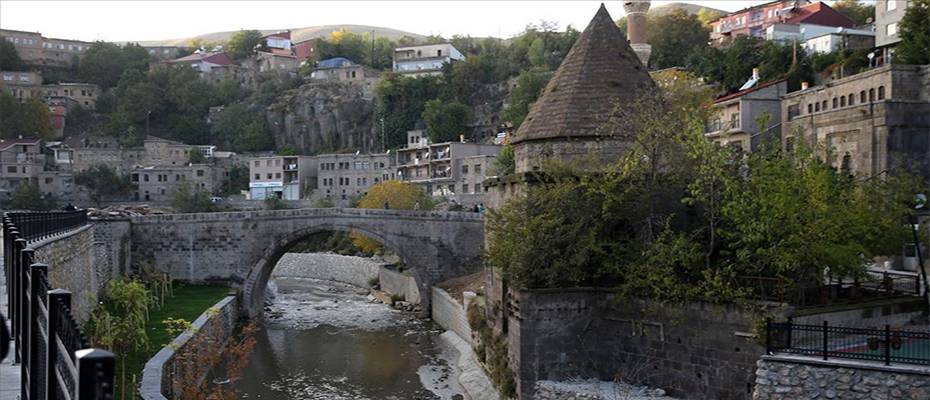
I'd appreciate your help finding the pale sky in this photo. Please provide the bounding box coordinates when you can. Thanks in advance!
[0,1,777,43]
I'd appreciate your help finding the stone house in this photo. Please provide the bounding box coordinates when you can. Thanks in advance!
[42,82,100,109]
[454,154,496,208]
[165,52,235,79]
[393,43,465,77]
[312,152,394,206]
[144,46,184,61]
[129,164,221,202]
[309,57,381,99]
[247,155,316,200]
[0,71,43,100]
[0,29,91,67]
[0,137,42,197]
[255,50,299,74]
[781,64,930,177]
[396,130,500,196]
[705,77,787,152]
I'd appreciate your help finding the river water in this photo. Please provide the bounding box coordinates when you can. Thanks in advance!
[235,277,467,400]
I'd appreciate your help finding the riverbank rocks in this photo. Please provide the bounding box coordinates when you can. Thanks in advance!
[752,357,930,399]
[534,380,675,400]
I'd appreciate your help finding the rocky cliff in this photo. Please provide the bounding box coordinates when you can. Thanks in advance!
[266,80,377,155]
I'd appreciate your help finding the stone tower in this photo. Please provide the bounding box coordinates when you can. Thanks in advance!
[624,0,652,66]
[508,3,656,174]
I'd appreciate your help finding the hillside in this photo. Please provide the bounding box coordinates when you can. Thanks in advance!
[137,24,427,46]
[649,2,726,17]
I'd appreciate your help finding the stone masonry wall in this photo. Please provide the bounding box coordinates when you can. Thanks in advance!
[508,289,790,400]
[30,225,101,323]
[432,287,472,345]
[92,218,132,277]
[380,266,421,304]
[272,252,382,288]
[752,356,930,399]
[140,296,239,400]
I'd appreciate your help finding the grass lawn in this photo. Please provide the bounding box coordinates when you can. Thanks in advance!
[116,283,231,399]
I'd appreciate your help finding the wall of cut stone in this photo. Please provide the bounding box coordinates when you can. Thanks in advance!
[752,356,930,400]
[92,218,132,277]
[30,225,100,323]
[432,287,472,344]
[508,289,789,400]
[379,266,420,304]
[140,296,238,400]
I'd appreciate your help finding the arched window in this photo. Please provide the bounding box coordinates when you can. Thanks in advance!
[822,100,828,110]
[841,96,846,107]
[833,97,838,108]
[841,153,852,174]
[878,86,885,100]
[815,102,820,112]
[808,104,813,113]
[869,88,875,101]
[848,94,854,105]
[860,90,866,103]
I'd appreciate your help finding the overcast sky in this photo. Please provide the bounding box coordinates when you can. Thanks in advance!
[0,1,844,43]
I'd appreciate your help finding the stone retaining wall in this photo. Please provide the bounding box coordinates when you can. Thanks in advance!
[752,355,930,399]
[140,295,239,400]
[379,266,421,304]
[92,219,132,277]
[432,287,472,344]
[271,252,382,288]
[29,225,101,322]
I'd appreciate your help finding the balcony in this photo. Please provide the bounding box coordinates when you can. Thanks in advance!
[705,119,740,136]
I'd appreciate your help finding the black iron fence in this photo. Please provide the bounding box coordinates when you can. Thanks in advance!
[766,320,930,366]
[3,211,115,400]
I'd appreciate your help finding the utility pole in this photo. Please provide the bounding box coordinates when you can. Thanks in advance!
[380,117,385,152]
[371,29,375,66]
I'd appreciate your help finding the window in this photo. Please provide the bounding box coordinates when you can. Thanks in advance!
[438,49,443,57]
[887,23,897,36]
[878,86,885,100]
[475,164,482,174]
[275,159,281,166]
[144,174,149,182]
[462,165,469,174]
[6,166,15,173]
[887,0,897,11]
[197,169,204,177]
[788,104,800,119]
[860,90,866,103]
[808,104,813,113]
[266,160,272,166]
[45,178,53,184]
[869,88,875,102]
[822,100,827,110]
[267,173,272,179]
[832,98,838,109]
[840,96,846,107]
[275,172,281,179]
[815,102,820,112]
[462,184,469,193]
[848,94,854,105]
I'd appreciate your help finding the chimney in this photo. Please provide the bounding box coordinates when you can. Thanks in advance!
[801,81,809,90]
[623,1,653,66]
[752,68,760,80]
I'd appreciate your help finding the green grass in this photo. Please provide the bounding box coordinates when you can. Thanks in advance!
[117,283,231,399]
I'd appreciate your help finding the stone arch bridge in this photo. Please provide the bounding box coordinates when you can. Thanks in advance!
[129,208,485,317]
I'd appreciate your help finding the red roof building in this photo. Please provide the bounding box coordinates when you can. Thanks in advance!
[710,1,856,45]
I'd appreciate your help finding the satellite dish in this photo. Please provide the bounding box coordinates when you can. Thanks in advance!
[386,149,391,155]
[916,193,927,209]
[355,150,360,157]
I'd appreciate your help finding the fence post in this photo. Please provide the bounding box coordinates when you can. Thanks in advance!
[12,237,25,357]
[786,316,793,349]
[822,320,829,361]
[47,289,71,400]
[29,263,48,400]
[765,318,772,355]
[884,325,891,366]
[75,348,115,400]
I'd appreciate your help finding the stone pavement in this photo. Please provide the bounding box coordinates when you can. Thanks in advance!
[1,251,21,400]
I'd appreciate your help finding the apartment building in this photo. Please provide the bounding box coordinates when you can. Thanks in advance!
[309,57,381,98]
[802,28,876,54]
[0,71,43,100]
[0,29,91,67]
[0,137,42,195]
[781,64,930,177]
[248,155,316,200]
[710,1,856,46]
[1,71,100,110]
[705,77,788,152]
[145,46,185,61]
[395,130,501,196]
[393,43,465,77]
[875,0,913,63]
[455,154,497,207]
[130,164,220,202]
[43,82,100,109]
[313,152,394,206]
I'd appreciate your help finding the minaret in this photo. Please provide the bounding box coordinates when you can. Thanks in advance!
[623,1,652,66]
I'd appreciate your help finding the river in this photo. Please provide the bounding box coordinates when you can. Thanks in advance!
[235,277,468,400]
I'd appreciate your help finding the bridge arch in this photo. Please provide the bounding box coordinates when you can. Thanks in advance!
[242,223,426,318]
[128,208,485,319]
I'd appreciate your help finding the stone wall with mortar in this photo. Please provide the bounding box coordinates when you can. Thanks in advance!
[29,225,102,323]
[432,287,472,344]
[92,218,132,277]
[507,288,790,400]
[140,295,239,400]
[752,355,930,399]
[380,266,421,304]
[271,252,382,288]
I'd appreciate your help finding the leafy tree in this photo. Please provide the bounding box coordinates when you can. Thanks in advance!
[492,145,515,176]
[74,165,134,205]
[227,29,264,60]
[422,99,471,143]
[222,165,249,195]
[896,0,930,65]
[351,181,433,252]
[188,148,206,164]
[79,42,151,89]
[277,144,298,156]
[210,103,274,152]
[0,93,55,140]
[84,279,150,400]
[648,9,711,69]
[375,72,444,148]
[501,68,551,130]
[0,39,24,70]
[170,182,214,213]
[832,0,876,25]
[1,183,58,211]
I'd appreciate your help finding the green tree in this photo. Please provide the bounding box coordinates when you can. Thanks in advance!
[188,148,206,164]
[0,39,24,70]
[74,165,134,205]
[0,94,55,140]
[648,9,711,69]
[1,183,58,211]
[170,182,214,213]
[375,72,444,148]
[79,42,151,89]
[501,68,551,130]
[422,99,471,143]
[896,0,930,65]
[222,165,249,195]
[277,144,298,155]
[227,29,264,60]
[210,103,274,152]
[832,0,877,25]
[492,145,515,176]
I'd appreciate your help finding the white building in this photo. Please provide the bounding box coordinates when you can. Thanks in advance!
[393,43,465,77]
[802,28,876,54]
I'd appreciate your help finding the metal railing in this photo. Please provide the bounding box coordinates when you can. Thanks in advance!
[767,320,930,366]
[3,211,115,400]
[737,272,922,307]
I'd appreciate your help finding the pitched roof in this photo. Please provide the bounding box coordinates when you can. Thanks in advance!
[713,78,787,104]
[510,3,655,145]
[167,52,233,66]
[0,137,41,151]
[786,2,857,27]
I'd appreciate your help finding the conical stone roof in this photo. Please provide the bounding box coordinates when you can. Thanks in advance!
[510,3,655,145]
